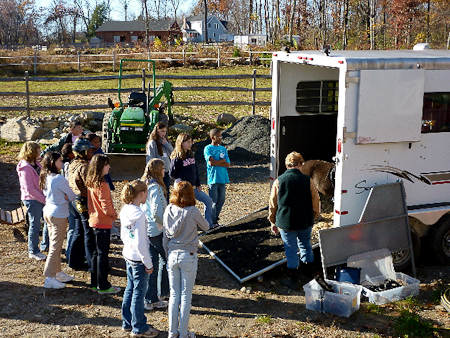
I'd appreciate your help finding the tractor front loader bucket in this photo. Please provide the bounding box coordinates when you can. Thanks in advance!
[107,153,146,181]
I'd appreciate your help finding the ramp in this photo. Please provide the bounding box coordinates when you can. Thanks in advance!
[106,153,146,181]
[319,181,415,278]
[199,207,288,283]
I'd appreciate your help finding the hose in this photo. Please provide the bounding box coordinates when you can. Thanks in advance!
[441,286,450,313]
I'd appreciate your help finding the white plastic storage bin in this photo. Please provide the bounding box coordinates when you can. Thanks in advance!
[362,272,420,305]
[303,279,362,317]
[347,248,420,305]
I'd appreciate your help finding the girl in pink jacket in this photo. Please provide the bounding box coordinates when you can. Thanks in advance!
[17,141,48,260]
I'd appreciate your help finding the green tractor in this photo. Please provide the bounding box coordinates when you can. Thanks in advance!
[102,59,174,180]
[102,59,174,154]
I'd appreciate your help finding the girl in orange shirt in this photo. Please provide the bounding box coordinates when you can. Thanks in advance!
[86,154,120,294]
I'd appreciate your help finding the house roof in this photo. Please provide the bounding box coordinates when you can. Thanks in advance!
[148,19,179,31]
[96,21,145,32]
[96,20,180,33]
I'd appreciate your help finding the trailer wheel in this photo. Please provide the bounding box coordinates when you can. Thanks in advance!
[430,218,450,264]
[392,229,421,271]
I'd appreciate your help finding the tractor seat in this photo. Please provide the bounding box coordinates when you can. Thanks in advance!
[128,92,147,107]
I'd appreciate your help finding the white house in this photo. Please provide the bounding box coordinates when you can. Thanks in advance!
[234,34,267,47]
[182,15,233,43]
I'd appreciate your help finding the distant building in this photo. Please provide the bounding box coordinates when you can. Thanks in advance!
[95,20,181,44]
[234,34,267,47]
[182,15,233,43]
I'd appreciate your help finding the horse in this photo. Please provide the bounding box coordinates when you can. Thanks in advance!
[302,160,335,197]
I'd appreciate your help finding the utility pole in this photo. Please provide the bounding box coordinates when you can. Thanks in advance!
[204,0,208,43]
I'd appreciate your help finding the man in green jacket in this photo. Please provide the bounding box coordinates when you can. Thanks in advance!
[268,151,320,289]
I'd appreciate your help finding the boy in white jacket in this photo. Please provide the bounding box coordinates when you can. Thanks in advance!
[120,180,160,338]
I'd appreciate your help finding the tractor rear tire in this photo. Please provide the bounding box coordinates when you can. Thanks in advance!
[159,113,169,126]
[102,112,112,153]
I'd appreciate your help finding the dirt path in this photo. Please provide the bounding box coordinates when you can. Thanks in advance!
[1,152,450,338]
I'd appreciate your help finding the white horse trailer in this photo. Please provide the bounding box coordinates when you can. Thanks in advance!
[270,49,450,269]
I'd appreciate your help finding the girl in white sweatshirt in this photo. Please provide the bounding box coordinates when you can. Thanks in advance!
[120,180,160,338]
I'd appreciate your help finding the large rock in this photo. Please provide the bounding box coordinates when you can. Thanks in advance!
[80,112,94,121]
[217,113,237,125]
[170,124,194,134]
[0,117,48,142]
[42,120,60,129]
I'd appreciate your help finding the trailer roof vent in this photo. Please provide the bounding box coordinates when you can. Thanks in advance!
[413,43,431,50]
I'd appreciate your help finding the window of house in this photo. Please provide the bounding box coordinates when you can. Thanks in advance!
[214,23,219,29]
[213,33,216,38]
[422,93,450,133]
[131,36,138,41]
[114,36,120,43]
[251,38,257,44]
[208,23,211,28]
[296,81,339,114]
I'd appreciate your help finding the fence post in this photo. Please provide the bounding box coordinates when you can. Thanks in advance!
[77,51,81,73]
[249,48,253,66]
[142,68,146,92]
[148,49,151,69]
[217,48,221,67]
[25,71,30,118]
[252,69,257,115]
[183,48,186,66]
[34,51,37,75]
[112,50,116,72]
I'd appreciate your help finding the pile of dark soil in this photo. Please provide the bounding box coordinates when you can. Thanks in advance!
[199,208,286,279]
[195,115,270,164]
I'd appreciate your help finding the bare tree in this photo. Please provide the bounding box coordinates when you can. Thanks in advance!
[119,0,132,21]
[167,0,181,21]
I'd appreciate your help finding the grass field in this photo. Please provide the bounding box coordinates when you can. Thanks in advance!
[0,65,272,125]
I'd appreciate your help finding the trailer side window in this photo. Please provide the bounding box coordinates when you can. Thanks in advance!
[296,81,338,114]
[422,93,450,133]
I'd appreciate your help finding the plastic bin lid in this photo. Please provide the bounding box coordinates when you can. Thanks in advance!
[347,248,395,283]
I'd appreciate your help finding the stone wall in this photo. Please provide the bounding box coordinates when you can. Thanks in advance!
[0,112,104,144]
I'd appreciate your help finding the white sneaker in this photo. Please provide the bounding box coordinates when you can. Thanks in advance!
[44,277,66,289]
[29,252,46,261]
[183,332,196,338]
[56,271,74,283]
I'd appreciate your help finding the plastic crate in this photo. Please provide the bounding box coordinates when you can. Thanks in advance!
[347,248,420,305]
[303,279,362,317]
[361,272,420,305]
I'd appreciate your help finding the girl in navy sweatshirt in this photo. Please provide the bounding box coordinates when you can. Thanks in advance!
[169,133,214,228]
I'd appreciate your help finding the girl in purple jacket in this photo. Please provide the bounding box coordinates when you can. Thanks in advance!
[17,141,48,260]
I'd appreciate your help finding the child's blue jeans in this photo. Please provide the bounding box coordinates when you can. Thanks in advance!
[122,260,150,335]
[208,183,226,224]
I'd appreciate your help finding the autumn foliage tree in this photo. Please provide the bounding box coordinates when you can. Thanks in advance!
[0,0,40,45]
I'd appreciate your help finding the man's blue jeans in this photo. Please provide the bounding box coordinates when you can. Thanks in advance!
[208,183,226,224]
[122,260,150,335]
[145,233,169,304]
[279,227,314,269]
[23,199,45,255]
[194,188,213,227]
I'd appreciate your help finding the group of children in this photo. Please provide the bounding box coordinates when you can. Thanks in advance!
[17,120,231,338]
